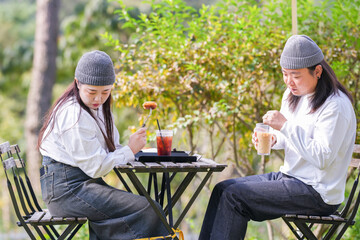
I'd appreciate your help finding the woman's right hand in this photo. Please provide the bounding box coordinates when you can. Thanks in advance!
[128,128,147,154]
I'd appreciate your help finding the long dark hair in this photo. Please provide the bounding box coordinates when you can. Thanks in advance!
[287,60,353,113]
[37,80,116,152]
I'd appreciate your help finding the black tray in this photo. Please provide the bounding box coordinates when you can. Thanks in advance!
[135,151,197,162]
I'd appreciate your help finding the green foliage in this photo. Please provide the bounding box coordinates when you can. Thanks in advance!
[104,0,360,238]
[57,0,127,85]
[105,0,290,176]
[0,1,36,144]
[105,0,360,170]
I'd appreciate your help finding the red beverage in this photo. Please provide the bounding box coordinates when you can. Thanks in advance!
[156,136,172,156]
[156,130,173,156]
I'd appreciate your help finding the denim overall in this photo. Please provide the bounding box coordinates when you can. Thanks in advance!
[40,156,168,240]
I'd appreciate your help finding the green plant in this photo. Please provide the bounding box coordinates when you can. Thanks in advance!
[105,0,289,176]
[104,0,360,238]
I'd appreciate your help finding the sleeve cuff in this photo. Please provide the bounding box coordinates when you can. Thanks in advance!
[114,145,135,165]
[272,132,283,149]
[280,120,290,137]
[271,122,289,150]
[122,145,135,161]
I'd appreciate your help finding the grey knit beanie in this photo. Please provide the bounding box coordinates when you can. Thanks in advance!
[280,35,324,69]
[75,50,115,86]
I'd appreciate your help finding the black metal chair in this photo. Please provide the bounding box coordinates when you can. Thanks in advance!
[282,144,360,240]
[0,141,87,240]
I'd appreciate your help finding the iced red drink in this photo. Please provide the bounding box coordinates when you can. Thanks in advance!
[156,130,173,156]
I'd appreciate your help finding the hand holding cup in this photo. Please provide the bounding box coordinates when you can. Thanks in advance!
[253,123,274,155]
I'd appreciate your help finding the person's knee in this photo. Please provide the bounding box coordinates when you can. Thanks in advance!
[213,179,235,195]
[222,185,253,220]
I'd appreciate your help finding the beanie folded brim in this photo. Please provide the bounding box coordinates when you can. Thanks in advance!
[280,50,324,69]
[75,71,115,86]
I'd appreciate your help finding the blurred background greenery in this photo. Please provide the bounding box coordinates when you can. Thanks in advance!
[0,0,359,239]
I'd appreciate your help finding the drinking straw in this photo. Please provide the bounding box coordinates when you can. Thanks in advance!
[156,119,165,147]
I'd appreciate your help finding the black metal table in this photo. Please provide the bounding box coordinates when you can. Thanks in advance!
[113,156,227,239]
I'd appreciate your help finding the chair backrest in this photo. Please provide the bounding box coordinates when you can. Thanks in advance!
[0,141,57,239]
[350,144,360,168]
[328,144,360,239]
[1,141,87,240]
[0,142,42,214]
[342,144,360,220]
[0,141,36,238]
[336,144,360,219]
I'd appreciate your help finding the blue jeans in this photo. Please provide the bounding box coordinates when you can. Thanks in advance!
[198,172,339,240]
[40,156,168,240]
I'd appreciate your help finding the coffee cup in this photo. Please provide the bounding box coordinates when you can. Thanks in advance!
[255,123,272,155]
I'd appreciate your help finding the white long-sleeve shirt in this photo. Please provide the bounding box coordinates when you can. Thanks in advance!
[273,88,356,205]
[40,98,134,178]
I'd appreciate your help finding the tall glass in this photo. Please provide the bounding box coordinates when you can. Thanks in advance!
[156,130,173,156]
[255,123,272,155]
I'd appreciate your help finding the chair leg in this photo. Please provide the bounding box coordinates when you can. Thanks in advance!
[57,223,79,240]
[335,222,352,240]
[19,222,37,240]
[322,223,341,240]
[41,225,57,240]
[293,220,317,240]
[66,223,85,240]
[50,225,60,238]
[282,217,304,239]
[32,225,47,240]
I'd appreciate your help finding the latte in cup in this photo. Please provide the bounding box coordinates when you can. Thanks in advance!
[257,131,272,155]
[255,123,272,155]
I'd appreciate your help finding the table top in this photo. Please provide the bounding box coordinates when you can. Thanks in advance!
[115,155,227,173]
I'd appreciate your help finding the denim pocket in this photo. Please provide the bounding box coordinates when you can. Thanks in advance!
[40,171,54,204]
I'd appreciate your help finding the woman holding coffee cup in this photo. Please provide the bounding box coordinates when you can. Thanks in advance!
[199,35,356,240]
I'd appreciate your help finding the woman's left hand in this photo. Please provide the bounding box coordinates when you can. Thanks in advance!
[262,110,287,131]
[252,129,278,149]
[128,127,147,154]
